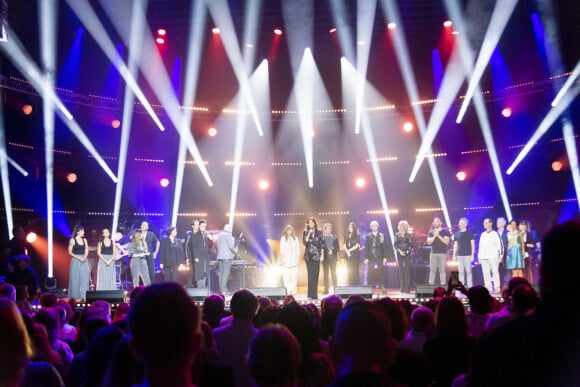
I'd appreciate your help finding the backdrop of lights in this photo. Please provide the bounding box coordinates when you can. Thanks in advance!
[0,1,579,288]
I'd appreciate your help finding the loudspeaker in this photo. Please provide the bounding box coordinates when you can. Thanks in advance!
[415,285,441,298]
[86,290,125,304]
[334,286,373,299]
[248,287,287,300]
[185,288,209,301]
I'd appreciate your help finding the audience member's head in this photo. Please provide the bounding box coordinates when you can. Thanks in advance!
[39,292,58,308]
[410,306,435,334]
[248,324,301,387]
[129,286,146,307]
[230,289,258,320]
[376,298,409,341]
[85,325,125,387]
[433,287,447,299]
[0,283,16,302]
[113,302,130,322]
[332,301,395,377]
[128,282,201,372]
[511,283,538,316]
[320,295,343,340]
[503,276,530,301]
[33,307,60,343]
[87,300,112,323]
[540,221,580,306]
[277,302,319,359]
[202,294,227,328]
[56,300,73,324]
[344,294,366,306]
[467,286,493,314]
[434,296,468,336]
[0,297,33,385]
[257,305,281,328]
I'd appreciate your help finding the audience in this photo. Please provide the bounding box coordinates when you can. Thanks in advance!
[128,282,202,387]
[399,306,434,353]
[213,289,259,387]
[5,220,579,387]
[248,323,301,387]
[329,301,396,386]
[469,220,580,386]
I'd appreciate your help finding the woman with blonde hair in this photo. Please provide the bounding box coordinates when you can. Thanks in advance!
[280,225,300,295]
[394,220,413,294]
[128,230,151,287]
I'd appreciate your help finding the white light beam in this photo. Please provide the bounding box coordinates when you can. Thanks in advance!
[563,120,580,211]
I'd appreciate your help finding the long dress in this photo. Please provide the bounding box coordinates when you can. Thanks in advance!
[97,240,116,290]
[506,232,523,270]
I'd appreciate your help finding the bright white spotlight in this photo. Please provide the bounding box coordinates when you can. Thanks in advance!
[456,0,518,123]
[501,107,512,118]
[258,180,269,190]
[208,127,218,137]
[443,20,453,28]
[157,28,166,36]
[212,27,221,35]
[507,84,580,175]
[551,60,580,107]
[26,232,37,243]
[355,177,366,188]
[160,178,170,188]
[456,171,467,181]
[273,28,283,36]
[111,119,121,128]
[403,121,414,132]
[387,22,396,30]
[562,119,580,210]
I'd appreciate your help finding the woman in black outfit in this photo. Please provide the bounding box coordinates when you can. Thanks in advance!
[343,222,361,286]
[302,217,324,299]
[394,220,413,294]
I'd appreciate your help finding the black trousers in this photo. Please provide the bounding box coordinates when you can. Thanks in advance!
[146,257,156,284]
[398,253,411,293]
[305,260,320,299]
[322,255,337,293]
[163,266,178,282]
[347,254,360,286]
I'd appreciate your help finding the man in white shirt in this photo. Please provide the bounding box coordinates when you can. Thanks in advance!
[478,218,503,293]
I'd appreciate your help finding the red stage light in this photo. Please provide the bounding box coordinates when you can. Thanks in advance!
[387,22,396,30]
[403,122,414,132]
[329,27,337,34]
[111,119,121,128]
[208,127,217,137]
[274,28,283,36]
[157,28,166,36]
[501,107,512,117]
[160,178,170,188]
[456,171,467,181]
[67,173,78,183]
[212,27,220,35]
[355,177,366,188]
[156,37,165,44]
[443,20,453,28]
[22,104,33,115]
[552,161,563,172]
[26,232,37,243]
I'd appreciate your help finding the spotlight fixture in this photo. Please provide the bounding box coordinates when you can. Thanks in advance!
[501,107,512,118]
[329,27,337,34]
[355,177,366,188]
[258,180,269,190]
[111,119,121,128]
[456,171,467,181]
[157,28,166,36]
[208,127,217,137]
[22,104,33,115]
[160,178,170,188]
[403,122,414,132]
[443,20,453,28]
[156,37,165,44]
[273,28,283,36]
[551,161,563,172]
[66,173,78,183]
[26,232,37,243]
[212,27,220,35]
[387,22,396,30]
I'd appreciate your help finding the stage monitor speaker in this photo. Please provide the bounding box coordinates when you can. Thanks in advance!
[86,290,125,304]
[186,288,209,301]
[334,286,373,299]
[415,285,441,298]
[248,287,287,300]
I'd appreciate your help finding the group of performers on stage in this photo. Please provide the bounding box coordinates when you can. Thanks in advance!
[65,214,540,300]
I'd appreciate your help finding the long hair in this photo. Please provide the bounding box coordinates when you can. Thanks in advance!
[282,225,296,241]
[72,224,84,238]
[346,222,359,241]
[99,228,110,243]
[131,230,143,244]
[306,217,318,232]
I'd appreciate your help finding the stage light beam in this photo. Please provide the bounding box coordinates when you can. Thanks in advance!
[456,0,518,123]
[562,120,580,211]
[551,60,580,107]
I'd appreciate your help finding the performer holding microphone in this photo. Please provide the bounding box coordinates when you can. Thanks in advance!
[303,217,324,300]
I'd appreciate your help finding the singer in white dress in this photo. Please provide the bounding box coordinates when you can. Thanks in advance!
[280,225,300,295]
